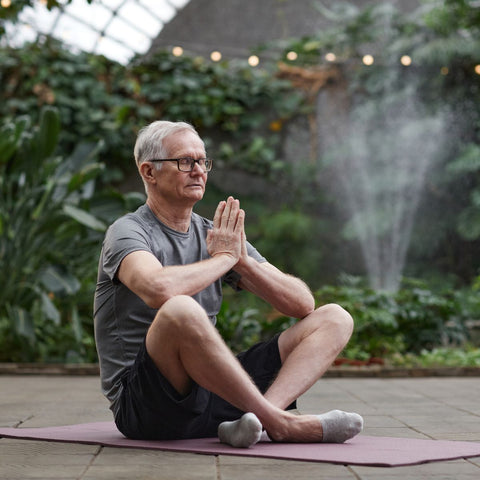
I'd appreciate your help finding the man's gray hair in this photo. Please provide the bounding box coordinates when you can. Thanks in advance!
[134,120,200,168]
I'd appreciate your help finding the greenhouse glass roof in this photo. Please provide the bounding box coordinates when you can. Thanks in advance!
[2,0,191,64]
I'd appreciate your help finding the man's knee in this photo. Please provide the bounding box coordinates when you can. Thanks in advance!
[159,295,206,321]
[150,295,211,338]
[146,295,211,396]
[315,303,354,343]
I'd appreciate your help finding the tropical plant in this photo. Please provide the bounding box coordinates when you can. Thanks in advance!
[0,106,142,362]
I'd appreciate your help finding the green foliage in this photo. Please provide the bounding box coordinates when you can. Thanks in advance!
[2,0,480,363]
[315,277,404,358]
[128,51,303,177]
[273,0,480,284]
[2,0,479,288]
[0,0,93,33]
[216,301,263,354]
[423,0,480,35]
[217,274,479,363]
[0,41,133,183]
[0,107,142,362]
[394,279,471,352]
[249,209,323,279]
[0,39,303,181]
[391,346,480,368]
[315,276,476,358]
[216,292,296,354]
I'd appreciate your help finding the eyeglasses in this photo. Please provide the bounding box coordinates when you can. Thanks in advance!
[148,157,213,172]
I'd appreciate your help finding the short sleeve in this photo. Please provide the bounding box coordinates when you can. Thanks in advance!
[102,216,152,281]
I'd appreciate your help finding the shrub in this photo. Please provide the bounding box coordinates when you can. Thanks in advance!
[0,107,143,362]
[315,276,476,359]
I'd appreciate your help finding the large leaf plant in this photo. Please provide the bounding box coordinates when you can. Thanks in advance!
[0,106,141,362]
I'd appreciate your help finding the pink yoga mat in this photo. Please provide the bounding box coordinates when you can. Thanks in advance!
[1,422,480,467]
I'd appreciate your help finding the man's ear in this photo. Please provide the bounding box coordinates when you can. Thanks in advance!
[139,161,157,185]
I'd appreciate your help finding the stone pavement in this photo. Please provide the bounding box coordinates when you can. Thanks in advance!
[1,375,480,479]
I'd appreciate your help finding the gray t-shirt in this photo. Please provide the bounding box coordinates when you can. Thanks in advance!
[93,204,266,414]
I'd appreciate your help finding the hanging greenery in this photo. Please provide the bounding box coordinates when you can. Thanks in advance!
[0,38,304,180]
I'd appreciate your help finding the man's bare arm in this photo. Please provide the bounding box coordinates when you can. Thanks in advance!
[117,197,244,309]
[118,250,237,309]
[236,257,315,319]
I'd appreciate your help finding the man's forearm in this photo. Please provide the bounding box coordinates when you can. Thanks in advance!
[235,259,315,319]
[145,253,237,308]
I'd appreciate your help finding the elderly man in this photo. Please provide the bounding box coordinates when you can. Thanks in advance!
[94,120,363,447]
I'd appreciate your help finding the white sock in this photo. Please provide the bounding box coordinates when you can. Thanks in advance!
[218,412,263,448]
[317,410,364,443]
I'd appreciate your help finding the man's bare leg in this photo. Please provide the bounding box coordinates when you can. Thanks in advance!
[146,295,361,446]
[146,295,269,409]
[264,303,354,410]
[146,295,288,445]
[256,303,363,443]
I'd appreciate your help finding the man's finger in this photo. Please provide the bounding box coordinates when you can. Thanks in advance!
[213,201,226,229]
[222,197,235,228]
[235,209,245,233]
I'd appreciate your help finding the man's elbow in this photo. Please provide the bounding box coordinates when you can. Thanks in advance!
[141,279,174,309]
[298,295,315,319]
[283,292,314,319]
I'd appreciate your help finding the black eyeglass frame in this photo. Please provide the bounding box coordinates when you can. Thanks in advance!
[148,157,213,172]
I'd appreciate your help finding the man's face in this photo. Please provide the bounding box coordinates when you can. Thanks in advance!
[153,129,208,206]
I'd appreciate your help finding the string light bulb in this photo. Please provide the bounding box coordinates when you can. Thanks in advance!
[172,46,183,57]
[400,55,412,66]
[210,51,222,62]
[248,55,259,67]
[325,52,336,62]
[1,0,12,7]
[475,65,480,75]
[362,54,374,66]
[286,51,298,61]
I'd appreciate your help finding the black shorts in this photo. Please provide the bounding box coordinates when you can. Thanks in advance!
[114,334,296,440]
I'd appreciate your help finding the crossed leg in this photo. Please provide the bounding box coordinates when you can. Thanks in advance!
[266,303,354,410]
[220,303,363,444]
[145,295,362,447]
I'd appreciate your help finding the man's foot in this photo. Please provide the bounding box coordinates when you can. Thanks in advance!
[218,412,263,448]
[266,409,363,443]
[317,410,364,443]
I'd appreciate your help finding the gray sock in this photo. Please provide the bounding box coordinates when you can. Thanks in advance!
[218,412,263,448]
[317,410,364,443]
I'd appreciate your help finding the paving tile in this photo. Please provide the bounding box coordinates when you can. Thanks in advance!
[428,433,480,441]
[82,447,217,480]
[361,428,430,439]
[217,456,357,480]
[361,414,407,428]
[0,439,99,480]
[0,478,78,480]
[1,375,480,479]
[92,447,213,465]
[83,465,216,480]
[0,456,93,479]
[0,417,27,428]
[351,459,480,479]
[0,439,99,455]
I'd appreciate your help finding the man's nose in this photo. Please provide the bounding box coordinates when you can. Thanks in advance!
[191,161,206,174]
